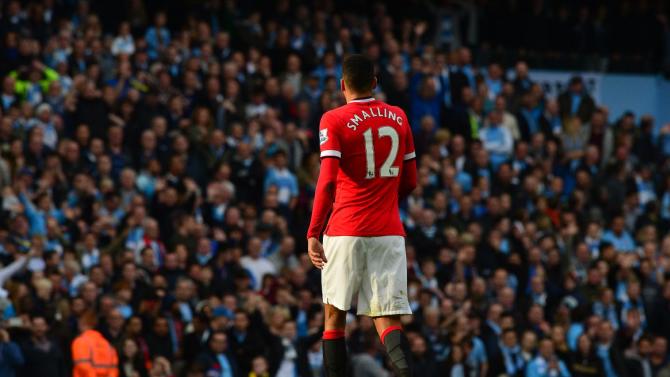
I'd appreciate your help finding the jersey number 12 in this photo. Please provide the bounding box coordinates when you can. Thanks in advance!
[363,126,399,179]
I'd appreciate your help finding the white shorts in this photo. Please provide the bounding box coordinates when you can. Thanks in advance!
[322,235,412,317]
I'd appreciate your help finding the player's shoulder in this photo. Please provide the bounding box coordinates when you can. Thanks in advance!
[328,101,360,115]
[320,107,345,128]
[377,100,410,132]
[381,101,409,120]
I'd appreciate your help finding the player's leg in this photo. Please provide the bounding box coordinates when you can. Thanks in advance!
[373,315,413,377]
[321,236,361,377]
[322,304,347,377]
[358,236,413,376]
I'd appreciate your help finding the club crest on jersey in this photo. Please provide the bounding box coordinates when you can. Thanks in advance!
[319,129,328,145]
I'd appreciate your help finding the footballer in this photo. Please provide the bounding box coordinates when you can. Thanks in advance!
[307,54,417,377]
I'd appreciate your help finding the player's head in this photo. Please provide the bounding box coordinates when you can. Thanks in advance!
[341,54,377,98]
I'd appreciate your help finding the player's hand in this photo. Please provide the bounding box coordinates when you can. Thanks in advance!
[307,237,327,269]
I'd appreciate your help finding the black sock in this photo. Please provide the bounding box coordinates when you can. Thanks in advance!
[323,330,347,377]
[382,328,413,377]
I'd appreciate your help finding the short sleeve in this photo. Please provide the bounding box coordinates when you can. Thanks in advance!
[318,112,342,159]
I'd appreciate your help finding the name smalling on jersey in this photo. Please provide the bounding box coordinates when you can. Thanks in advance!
[346,107,404,131]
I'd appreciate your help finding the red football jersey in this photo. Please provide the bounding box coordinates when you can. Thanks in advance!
[318,97,415,237]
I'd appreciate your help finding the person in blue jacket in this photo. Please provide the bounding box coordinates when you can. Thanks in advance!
[0,327,24,377]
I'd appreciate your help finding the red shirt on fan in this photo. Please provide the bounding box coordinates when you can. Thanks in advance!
[306,97,417,238]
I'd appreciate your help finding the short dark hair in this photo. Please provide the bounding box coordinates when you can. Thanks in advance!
[342,54,375,93]
[502,328,517,337]
[569,76,584,86]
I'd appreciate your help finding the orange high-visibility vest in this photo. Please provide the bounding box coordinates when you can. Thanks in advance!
[71,329,119,377]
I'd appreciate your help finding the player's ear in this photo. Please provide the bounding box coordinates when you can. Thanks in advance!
[340,79,346,93]
[372,77,378,90]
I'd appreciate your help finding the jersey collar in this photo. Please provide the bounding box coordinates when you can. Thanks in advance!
[350,97,375,103]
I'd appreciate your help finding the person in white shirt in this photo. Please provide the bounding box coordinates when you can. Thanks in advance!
[0,252,31,299]
[240,237,277,291]
[275,321,299,377]
[494,95,521,140]
[111,22,135,56]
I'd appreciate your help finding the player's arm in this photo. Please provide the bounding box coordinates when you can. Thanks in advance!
[306,112,341,268]
[399,113,417,199]
[307,157,340,240]
[399,157,417,199]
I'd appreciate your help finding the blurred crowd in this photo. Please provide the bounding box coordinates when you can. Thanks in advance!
[1,1,670,377]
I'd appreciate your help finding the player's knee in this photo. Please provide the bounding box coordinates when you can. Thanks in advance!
[324,304,346,330]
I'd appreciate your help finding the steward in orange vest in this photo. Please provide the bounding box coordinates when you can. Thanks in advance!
[71,311,119,377]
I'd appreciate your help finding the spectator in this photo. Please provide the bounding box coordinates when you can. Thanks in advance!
[601,215,636,253]
[650,336,669,375]
[226,310,264,375]
[443,342,469,377]
[490,328,525,377]
[118,338,148,377]
[0,326,23,377]
[495,95,521,141]
[586,109,614,167]
[263,150,299,213]
[351,334,389,377]
[240,238,277,291]
[9,61,59,106]
[272,320,300,377]
[410,75,443,132]
[147,356,172,377]
[249,356,271,377]
[409,335,437,377]
[0,253,30,300]
[18,316,66,377]
[561,117,589,164]
[542,99,563,136]
[526,338,571,377]
[568,334,603,377]
[196,331,239,377]
[595,321,627,377]
[145,316,173,360]
[268,236,299,272]
[558,76,596,124]
[111,22,135,57]
[144,12,170,60]
[479,110,514,169]
[71,312,118,377]
[100,309,125,349]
